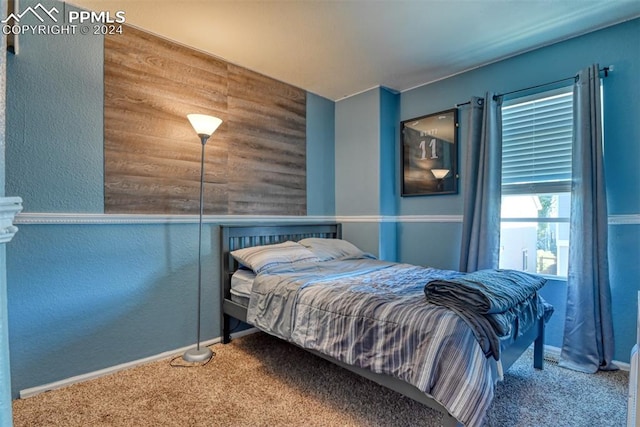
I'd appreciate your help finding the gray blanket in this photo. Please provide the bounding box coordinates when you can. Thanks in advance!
[424,269,550,359]
[424,269,547,313]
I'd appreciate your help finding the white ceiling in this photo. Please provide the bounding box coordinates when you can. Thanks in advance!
[70,0,640,101]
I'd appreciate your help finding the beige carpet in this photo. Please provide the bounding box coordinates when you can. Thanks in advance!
[12,332,628,426]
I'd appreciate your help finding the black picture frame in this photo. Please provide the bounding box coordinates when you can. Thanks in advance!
[401,108,459,196]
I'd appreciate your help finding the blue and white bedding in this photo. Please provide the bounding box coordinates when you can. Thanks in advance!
[246,258,523,427]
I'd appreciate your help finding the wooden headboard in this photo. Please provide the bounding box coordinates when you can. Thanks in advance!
[219,223,341,341]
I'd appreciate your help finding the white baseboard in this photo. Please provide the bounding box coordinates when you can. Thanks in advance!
[542,344,630,371]
[18,328,258,399]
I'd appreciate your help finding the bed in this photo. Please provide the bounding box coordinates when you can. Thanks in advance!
[220,223,551,427]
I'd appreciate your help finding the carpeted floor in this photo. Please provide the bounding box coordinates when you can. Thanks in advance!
[12,332,629,426]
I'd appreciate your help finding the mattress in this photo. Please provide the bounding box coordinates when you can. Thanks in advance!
[230,269,255,306]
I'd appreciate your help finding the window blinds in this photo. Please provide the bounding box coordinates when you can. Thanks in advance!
[501,89,573,193]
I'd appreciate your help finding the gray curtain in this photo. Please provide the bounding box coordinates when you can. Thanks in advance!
[459,93,503,272]
[559,64,617,373]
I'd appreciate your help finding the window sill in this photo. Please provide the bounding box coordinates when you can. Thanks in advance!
[539,274,567,283]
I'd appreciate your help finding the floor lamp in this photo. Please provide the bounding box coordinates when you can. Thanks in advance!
[183,113,223,363]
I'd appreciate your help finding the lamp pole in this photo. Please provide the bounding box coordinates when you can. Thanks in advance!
[183,114,222,363]
[182,134,213,363]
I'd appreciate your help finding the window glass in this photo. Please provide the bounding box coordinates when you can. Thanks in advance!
[500,193,570,276]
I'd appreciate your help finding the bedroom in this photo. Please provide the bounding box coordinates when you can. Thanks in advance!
[0,0,639,425]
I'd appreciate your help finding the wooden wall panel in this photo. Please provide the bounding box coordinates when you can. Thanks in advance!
[226,65,306,215]
[104,26,306,215]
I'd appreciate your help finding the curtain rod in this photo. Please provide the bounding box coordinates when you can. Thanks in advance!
[454,65,613,108]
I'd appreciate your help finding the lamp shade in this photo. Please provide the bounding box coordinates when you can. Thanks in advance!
[187,114,222,137]
[431,169,450,179]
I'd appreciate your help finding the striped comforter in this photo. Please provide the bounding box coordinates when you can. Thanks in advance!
[247,258,509,427]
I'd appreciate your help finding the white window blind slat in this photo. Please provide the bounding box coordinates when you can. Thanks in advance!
[501,89,573,186]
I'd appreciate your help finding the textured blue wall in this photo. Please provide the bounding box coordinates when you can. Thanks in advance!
[7,224,220,395]
[306,93,335,216]
[1,0,13,422]
[334,87,401,259]
[6,0,104,213]
[334,88,381,256]
[0,248,10,426]
[335,89,380,216]
[379,88,399,217]
[378,88,399,260]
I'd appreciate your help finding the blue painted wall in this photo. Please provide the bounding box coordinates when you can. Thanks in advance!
[378,88,399,261]
[7,224,221,395]
[6,0,104,213]
[0,245,10,425]
[334,88,380,255]
[1,0,14,422]
[334,87,400,260]
[306,93,335,216]
[339,18,640,362]
[4,0,336,398]
[0,69,12,427]
[379,88,399,218]
[335,89,380,217]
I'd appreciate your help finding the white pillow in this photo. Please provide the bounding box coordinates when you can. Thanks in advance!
[230,241,321,273]
[298,238,368,261]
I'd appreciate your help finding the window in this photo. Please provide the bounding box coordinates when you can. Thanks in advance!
[499,87,573,278]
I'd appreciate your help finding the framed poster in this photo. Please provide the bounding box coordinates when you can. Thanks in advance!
[401,108,458,196]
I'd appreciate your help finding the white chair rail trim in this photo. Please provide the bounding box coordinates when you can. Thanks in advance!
[0,197,23,243]
[14,213,332,225]
[14,213,639,225]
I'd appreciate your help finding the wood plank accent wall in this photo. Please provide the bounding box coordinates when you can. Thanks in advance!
[104,26,307,215]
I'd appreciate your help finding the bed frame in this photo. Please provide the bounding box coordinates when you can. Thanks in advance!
[220,223,545,427]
